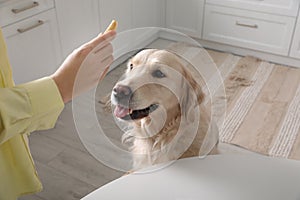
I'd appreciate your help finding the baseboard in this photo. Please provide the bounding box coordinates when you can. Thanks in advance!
[198,39,300,69]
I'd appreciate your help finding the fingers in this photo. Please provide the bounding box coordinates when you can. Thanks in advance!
[94,42,113,60]
[79,20,117,83]
[90,31,116,52]
[98,56,113,81]
[81,43,113,78]
[94,19,117,51]
[99,65,110,81]
[102,55,114,68]
[91,19,117,49]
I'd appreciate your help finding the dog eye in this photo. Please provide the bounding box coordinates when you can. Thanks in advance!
[152,69,166,78]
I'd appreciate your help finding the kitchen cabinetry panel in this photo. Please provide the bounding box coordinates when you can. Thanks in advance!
[132,0,163,28]
[166,0,204,38]
[2,9,62,84]
[206,0,299,17]
[203,5,295,56]
[55,0,100,57]
[0,0,54,27]
[99,0,132,32]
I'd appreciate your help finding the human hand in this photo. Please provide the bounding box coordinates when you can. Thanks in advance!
[51,30,116,103]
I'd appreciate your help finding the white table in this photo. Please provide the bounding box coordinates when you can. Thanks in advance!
[82,155,300,200]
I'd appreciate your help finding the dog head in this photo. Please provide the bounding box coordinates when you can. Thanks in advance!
[111,49,204,127]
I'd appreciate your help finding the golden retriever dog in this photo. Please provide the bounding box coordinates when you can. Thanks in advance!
[107,48,218,170]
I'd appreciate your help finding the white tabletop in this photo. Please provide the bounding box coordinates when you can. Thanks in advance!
[82,155,300,200]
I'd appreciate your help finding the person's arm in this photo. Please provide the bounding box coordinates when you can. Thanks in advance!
[0,77,64,145]
[0,28,116,144]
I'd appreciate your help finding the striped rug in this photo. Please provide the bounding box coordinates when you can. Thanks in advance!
[208,51,300,160]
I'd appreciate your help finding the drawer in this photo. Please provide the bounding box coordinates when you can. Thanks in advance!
[206,0,300,17]
[0,0,54,27]
[2,8,62,84]
[203,5,296,56]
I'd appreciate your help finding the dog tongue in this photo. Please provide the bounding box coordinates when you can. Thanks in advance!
[114,105,130,118]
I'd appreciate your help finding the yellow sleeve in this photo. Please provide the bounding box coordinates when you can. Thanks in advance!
[0,77,64,145]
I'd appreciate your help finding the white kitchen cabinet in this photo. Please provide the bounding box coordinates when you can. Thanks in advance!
[166,0,204,38]
[55,0,100,58]
[2,9,62,84]
[290,15,300,59]
[132,0,164,28]
[99,0,164,63]
[203,5,295,56]
[0,0,55,27]
[99,0,132,32]
[206,0,300,17]
[99,0,164,33]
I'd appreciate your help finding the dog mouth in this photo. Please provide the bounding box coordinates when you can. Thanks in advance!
[114,104,159,120]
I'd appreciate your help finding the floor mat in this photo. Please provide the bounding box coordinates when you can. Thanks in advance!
[213,55,300,160]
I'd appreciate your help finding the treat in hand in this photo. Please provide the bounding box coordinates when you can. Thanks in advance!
[104,20,118,33]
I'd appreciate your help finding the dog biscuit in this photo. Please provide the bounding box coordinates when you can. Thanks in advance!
[104,20,118,33]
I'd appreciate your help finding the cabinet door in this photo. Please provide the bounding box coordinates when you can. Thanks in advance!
[132,0,164,28]
[55,0,99,57]
[0,0,55,27]
[290,16,300,59]
[203,5,295,56]
[166,0,204,38]
[2,9,62,84]
[99,0,132,32]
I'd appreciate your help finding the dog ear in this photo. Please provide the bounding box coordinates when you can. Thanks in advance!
[182,69,205,105]
[180,68,205,121]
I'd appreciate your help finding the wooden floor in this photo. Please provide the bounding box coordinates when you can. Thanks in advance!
[19,102,124,200]
[19,40,254,200]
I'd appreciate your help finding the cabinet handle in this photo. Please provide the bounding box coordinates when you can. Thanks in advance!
[11,1,39,14]
[17,20,44,33]
[236,21,258,29]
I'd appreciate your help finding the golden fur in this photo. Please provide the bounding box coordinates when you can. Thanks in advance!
[106,49,218,170]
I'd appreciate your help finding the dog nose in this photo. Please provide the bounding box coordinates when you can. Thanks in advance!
[113,85,132,100]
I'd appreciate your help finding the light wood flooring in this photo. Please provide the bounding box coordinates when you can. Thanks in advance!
[19,102,125,200]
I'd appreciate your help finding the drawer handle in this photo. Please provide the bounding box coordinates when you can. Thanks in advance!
[17,20,44,33]
[236,21,258,29]
[11,1,39,14]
